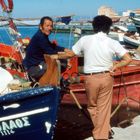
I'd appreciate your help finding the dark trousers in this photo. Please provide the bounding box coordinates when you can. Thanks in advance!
[27,61,47,81]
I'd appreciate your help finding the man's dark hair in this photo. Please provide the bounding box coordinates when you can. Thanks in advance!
[40,16,53,26]
[92,15,112,34]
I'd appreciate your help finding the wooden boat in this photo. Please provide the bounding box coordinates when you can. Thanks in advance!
[60,56,140,113]
[0,86,60,140]
[0,42,61,139]
[0,2,62,138]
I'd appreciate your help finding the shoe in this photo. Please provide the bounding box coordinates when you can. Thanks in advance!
[109,129,114,139]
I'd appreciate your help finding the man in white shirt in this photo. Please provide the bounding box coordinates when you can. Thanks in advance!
[51,15,132,140]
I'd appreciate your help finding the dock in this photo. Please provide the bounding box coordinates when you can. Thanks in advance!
[85,115,140,140]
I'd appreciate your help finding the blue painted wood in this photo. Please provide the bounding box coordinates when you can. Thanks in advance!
[0,86,60,140]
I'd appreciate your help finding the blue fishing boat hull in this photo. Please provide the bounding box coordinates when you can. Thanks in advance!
[0,86,60,140]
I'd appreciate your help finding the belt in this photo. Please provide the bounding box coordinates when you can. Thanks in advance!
[85,71,109,75]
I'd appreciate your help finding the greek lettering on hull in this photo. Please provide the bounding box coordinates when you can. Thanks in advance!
[0,117,30,136]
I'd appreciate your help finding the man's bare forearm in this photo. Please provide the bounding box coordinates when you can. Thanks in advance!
[111,53,132,72]
[50,50,75,59]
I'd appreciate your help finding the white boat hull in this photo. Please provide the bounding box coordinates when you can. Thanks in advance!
[123,35,140,48]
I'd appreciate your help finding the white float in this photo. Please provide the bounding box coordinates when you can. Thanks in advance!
[0,67,13,94]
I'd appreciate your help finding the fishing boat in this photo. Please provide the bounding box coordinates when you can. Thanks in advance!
[129,13,140,34]
[0,43,61,139]
[131,17,140,33]
[109,24,128,43]
[123,32,140,48]
[0,1,63,140]
[60,56,140,113]
[0,85,61,140]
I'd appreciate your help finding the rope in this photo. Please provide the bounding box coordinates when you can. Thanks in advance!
[1,11,15,44]
[111,69,130,118]
[53,26,58,40]
[68,26,73,49]
[0,34,4,43]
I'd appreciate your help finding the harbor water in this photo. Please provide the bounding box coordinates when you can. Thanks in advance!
[0,26,74,49]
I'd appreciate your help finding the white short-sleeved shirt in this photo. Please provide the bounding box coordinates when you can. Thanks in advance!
[72,32,127,73]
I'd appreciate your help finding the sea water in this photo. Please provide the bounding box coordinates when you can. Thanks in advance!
[0,26,74,49]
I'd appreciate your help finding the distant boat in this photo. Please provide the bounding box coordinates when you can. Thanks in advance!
[113,24,128,32]
[14,19,40,26]
[109,24,128,42]
[131,17,140,33]
[123,33,140,48]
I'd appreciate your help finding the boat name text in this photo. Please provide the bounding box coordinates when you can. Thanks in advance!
[0,116,30,136]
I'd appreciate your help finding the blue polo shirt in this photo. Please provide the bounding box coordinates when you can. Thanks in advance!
[23,30,65,69]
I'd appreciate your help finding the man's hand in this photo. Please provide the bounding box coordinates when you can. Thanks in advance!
[50,54,59,59]
[109,66,117,76]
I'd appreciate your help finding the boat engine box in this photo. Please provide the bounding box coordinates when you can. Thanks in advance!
[0,86,60,140]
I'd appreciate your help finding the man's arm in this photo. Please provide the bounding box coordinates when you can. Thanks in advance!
[129,60,140,66]
[50,49,76,59]
[110,53,132,73]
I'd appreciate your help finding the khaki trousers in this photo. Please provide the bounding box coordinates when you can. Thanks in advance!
[85,73,113,140]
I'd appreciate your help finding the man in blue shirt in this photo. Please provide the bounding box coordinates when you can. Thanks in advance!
[23,16,67,80]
